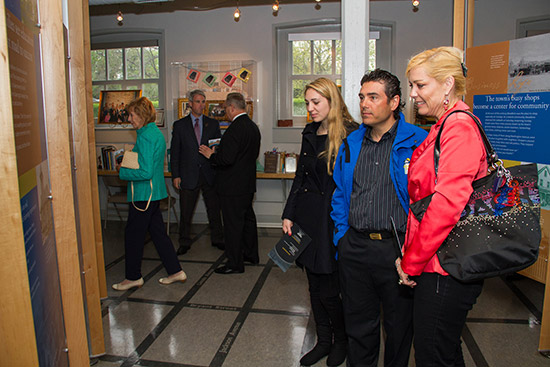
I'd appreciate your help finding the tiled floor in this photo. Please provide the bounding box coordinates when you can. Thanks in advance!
[94,221,549,367]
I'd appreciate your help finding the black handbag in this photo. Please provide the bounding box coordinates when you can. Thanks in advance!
[409,110,541,282]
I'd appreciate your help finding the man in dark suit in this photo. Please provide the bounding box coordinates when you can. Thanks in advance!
[199,92,261,274]
[170,89,224,255]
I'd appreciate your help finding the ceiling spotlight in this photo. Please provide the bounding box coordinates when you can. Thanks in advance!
[116,11,123,26]
[412,0,419,6]
[272,0,279,12]
[233,7,240,21]
[315,0,321,2]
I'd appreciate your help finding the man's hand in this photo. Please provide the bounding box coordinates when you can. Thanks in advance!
[173,177,181,190]
[199,144,214,159]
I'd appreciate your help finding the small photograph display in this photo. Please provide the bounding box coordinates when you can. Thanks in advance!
[237,67,251,82]
[206,101,227,120]
[155,108,165,127]
[222,72,237,87]
[203,73,217,87]
[187,69,200,83]
[177,98,191,118]
[98,90,142,125]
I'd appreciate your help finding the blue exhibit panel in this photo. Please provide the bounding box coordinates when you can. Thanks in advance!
[473,92,550,164]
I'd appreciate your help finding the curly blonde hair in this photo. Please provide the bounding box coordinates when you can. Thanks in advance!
[406,46,466,98]
[305,78,355,175]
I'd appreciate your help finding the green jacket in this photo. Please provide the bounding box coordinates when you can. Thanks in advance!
[119,122,167,202]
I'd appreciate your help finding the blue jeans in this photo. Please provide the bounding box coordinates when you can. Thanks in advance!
[413,273,483,367]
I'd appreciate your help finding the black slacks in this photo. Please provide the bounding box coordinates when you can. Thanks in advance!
[178,171,224,248]
[338,228,413,367]
[125,200,181,280]
[413,273,483,367]
[219,193,258,272]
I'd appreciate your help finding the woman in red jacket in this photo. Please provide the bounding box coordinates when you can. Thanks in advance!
[396,47,488,366]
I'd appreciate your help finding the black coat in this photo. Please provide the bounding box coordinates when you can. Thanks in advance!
[210,113,261,196]
[170,114,221,189]
[282,121,358,273]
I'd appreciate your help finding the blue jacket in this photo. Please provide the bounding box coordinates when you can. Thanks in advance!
[330,113,428,247]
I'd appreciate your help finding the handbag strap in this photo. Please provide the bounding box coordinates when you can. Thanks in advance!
[131,180,153,212]
[433,110,498,177]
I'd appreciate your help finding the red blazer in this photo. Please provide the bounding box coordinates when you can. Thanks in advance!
[401,101,488,276]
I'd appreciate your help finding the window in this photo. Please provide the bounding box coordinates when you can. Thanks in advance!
[275,20,393,129]
[91,29,164,123]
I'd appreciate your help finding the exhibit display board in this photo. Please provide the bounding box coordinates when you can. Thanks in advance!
[467,33,550,284]
[5,0,68,365]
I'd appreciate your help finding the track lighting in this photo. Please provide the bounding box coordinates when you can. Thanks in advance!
[233,0,240,21]
[116,11,123,26]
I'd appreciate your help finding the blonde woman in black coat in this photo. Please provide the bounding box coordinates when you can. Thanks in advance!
[282,78,358,366]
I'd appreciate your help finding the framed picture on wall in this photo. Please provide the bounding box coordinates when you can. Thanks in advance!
[206,100,227,121]
[177,98,191,118]
[98,90,142,125]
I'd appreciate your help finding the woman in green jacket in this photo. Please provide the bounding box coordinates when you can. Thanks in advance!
[112,97,186,291]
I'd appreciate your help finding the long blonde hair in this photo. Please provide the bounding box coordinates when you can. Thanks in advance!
[305,78,355,175]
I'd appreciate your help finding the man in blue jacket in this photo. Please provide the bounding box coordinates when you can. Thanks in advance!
[331,69,427,367]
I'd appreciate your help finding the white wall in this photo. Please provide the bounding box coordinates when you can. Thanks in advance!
[91,0,548,226]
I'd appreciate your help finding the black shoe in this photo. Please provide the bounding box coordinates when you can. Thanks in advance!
[243,256,259,264]
[214,265,244,274]
[300,343,331,366]
[212,242,225,250]
[326,342,347,366]
[177,246,189,255]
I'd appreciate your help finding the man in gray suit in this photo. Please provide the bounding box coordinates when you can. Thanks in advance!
[170,89,224,255]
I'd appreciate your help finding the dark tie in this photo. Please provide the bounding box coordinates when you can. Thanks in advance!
[194,118,201,144]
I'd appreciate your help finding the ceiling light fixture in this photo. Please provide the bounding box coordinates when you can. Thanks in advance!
[412,0,419,6]
[233,1,240,21]
[272,0,279,12]
[116,11,123,26]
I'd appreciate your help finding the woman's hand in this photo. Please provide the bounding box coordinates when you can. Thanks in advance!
[395,258,417,288]
[282,219,293,235]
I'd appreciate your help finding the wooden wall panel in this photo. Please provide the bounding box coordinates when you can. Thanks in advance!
[38,0,89,364]
[0,4,40,365]
[82,0,108,299]
[67,0,106,356]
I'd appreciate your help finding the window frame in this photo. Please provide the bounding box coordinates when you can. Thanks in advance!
[90,28,165,125]
[274,19,394,134]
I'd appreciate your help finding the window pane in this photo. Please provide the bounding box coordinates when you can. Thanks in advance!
[143,83,159,108]
[107,84,122,90]
[91,50,106,81]
[107,49,123,80]
[313,40,332,75]
[292,79,309,116]
[92,85,102,119]
[369,39,377,71]
[292,41,311,75]
[335,40,342,74]
[143,46,159,79]
[125,47,141,80]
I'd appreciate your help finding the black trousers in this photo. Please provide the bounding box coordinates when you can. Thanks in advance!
[413,273,483,367]
[125,200,182,280]
[178,171,224,248]
[219,193,258,272]
[306,269,346,341]
[338,228,413,367]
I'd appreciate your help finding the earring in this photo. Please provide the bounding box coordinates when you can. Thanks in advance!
[443,94,450,110]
